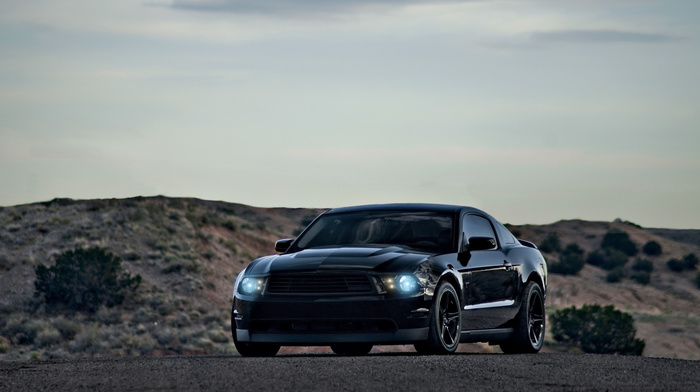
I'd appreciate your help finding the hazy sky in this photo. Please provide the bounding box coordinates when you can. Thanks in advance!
[1,0,698,228]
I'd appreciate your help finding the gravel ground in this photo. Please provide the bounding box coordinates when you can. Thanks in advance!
[1,352,698,391]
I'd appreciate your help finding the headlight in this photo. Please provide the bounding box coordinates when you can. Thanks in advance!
[398,275,419,293]
[378,275,419,294]
[239,277,264,295]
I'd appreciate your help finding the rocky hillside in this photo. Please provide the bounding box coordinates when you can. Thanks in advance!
[0,197,698,360]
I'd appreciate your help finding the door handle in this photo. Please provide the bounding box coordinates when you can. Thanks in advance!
[503,260,513,270]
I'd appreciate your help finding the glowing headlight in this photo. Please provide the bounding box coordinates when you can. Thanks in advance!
[239,278,264,295]
[398,275,418,293]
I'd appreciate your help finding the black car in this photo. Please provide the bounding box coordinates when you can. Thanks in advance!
[231,204,547,356]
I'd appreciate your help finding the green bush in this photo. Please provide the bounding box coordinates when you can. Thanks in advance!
[683,253,698,269]
[539,233,561,254]
[601,249,629,271]
[586,250,605,267]
[52,317,81,340]
[549,243,585,275]
[34,247,142,312]
[550,304,645,355]
[667,254,699,272]
[602,230,638,256]
[606,267,625,283]
[642,241,662,256]
[667,258,686,272]
[696,272,700,289]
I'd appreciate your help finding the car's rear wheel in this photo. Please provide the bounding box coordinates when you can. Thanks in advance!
[330,343,373,356]
[231,310,280,357]
[499,281,545,354]
[414,281,461,355]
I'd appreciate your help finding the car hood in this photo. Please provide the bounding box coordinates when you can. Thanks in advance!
[246,246,431,275]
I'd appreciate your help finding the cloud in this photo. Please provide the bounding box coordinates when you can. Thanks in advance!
[169,0,474,15]
[531,29,679,43]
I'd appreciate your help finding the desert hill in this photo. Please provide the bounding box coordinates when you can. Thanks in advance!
[0,197,698,360]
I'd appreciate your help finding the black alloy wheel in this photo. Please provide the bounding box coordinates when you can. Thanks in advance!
[414,282,461,355]
[500,282,545,354]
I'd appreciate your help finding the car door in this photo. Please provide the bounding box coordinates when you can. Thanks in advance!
[458,214,517,330]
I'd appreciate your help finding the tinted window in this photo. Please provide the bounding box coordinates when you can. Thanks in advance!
[462,214,496,240]
[295,211,454,253]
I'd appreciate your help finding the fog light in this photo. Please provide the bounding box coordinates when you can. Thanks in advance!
[398,275,418,293]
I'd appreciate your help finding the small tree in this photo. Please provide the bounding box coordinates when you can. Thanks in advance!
[550,304,645,355]
[35,247,142,312]
[642,241,662,256]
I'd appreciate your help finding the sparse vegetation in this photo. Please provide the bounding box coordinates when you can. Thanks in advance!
[550,304,645,355]
[1,197,698,360]
[34,247,142,312]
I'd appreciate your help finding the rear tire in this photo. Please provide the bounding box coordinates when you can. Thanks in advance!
[499,281,545,354]
[414,281,461,355]
[330,343,373,356]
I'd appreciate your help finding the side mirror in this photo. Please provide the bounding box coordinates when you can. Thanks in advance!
[468,236,497,251]
[274,238,294,253]
[458,235,497,264]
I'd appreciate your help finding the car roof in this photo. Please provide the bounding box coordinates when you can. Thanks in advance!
[325,203,488,216]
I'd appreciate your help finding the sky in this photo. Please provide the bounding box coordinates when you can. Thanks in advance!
[0,0,699,229]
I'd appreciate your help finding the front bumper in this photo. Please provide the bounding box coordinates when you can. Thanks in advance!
[233,294,432,345]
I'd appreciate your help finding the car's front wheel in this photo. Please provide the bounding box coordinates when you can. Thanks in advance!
[330,343,373,356]
[500,281,545,354]
[414,281,461,355]
[231,310,280,357]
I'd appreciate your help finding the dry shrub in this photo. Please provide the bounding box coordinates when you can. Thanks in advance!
[35,327,63,348]
[52,317,82,340]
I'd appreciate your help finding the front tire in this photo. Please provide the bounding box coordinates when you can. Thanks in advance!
[414,282,461,355]
[231,309,280,357]
[500,281,545,354]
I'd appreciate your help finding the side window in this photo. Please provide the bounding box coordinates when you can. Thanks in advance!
[462,214,497,240]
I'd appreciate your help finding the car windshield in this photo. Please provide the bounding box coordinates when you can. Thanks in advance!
[295,211,455,253]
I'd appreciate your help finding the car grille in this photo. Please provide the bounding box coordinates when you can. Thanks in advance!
[267,274,374,294]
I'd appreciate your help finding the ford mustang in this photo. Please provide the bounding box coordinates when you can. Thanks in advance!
[231,204,547,356]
